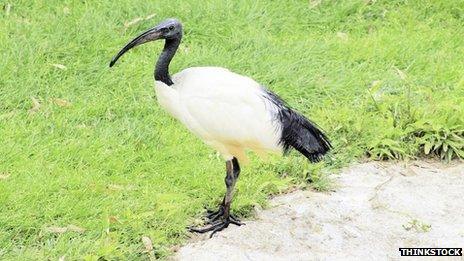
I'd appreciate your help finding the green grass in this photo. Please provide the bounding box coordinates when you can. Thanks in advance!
[1,0,463,259]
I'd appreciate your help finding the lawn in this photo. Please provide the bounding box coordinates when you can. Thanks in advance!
[1,0,463,259]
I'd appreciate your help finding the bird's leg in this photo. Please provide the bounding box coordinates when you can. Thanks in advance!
[189,157,243,237]
[215,157,242,225]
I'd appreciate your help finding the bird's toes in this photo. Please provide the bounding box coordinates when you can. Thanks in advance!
[209,222,229,238]
[206,211,224,223]
[189,215,243,237]
[188,223,218,234]
[229,213,242,223]
[206,206,224,219]
[205,206,227,223]
[207,217,243,238]
[229,218,243,226]
[189,219,224,233]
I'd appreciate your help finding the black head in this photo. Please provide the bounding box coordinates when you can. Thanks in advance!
[155,18,182,40]
[109,18,182,67]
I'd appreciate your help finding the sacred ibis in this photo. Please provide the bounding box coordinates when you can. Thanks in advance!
[109,18,331,237]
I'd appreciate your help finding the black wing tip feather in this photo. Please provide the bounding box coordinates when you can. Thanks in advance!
[280,110,332,163]
[261,87,331,163]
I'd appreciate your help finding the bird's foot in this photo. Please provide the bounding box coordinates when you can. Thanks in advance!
[189,207,243,237]
[189,216,243,238]
[205,206,241,224]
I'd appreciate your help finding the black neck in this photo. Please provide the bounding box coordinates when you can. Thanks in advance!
[155,36,181,86]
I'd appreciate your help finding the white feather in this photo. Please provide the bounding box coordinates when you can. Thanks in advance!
[154,67,283,162]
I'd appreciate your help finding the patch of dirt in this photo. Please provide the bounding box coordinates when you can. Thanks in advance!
[173,161,464,260]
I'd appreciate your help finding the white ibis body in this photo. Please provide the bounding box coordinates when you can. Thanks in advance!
[110,18,331,236]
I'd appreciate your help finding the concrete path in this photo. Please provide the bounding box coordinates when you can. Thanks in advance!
[174,161,464,260]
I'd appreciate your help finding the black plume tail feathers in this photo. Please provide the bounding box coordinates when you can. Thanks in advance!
[279,109,332,163]
[262,88,332,163]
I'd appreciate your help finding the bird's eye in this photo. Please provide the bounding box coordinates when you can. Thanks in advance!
[169,26,175,31]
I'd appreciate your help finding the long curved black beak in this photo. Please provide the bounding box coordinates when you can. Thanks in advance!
[109,27,162,67]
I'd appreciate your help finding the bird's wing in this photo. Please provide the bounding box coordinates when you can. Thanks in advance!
[181,83,281,153]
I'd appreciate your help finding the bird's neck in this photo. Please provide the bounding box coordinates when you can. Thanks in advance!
[155,36,181,86]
